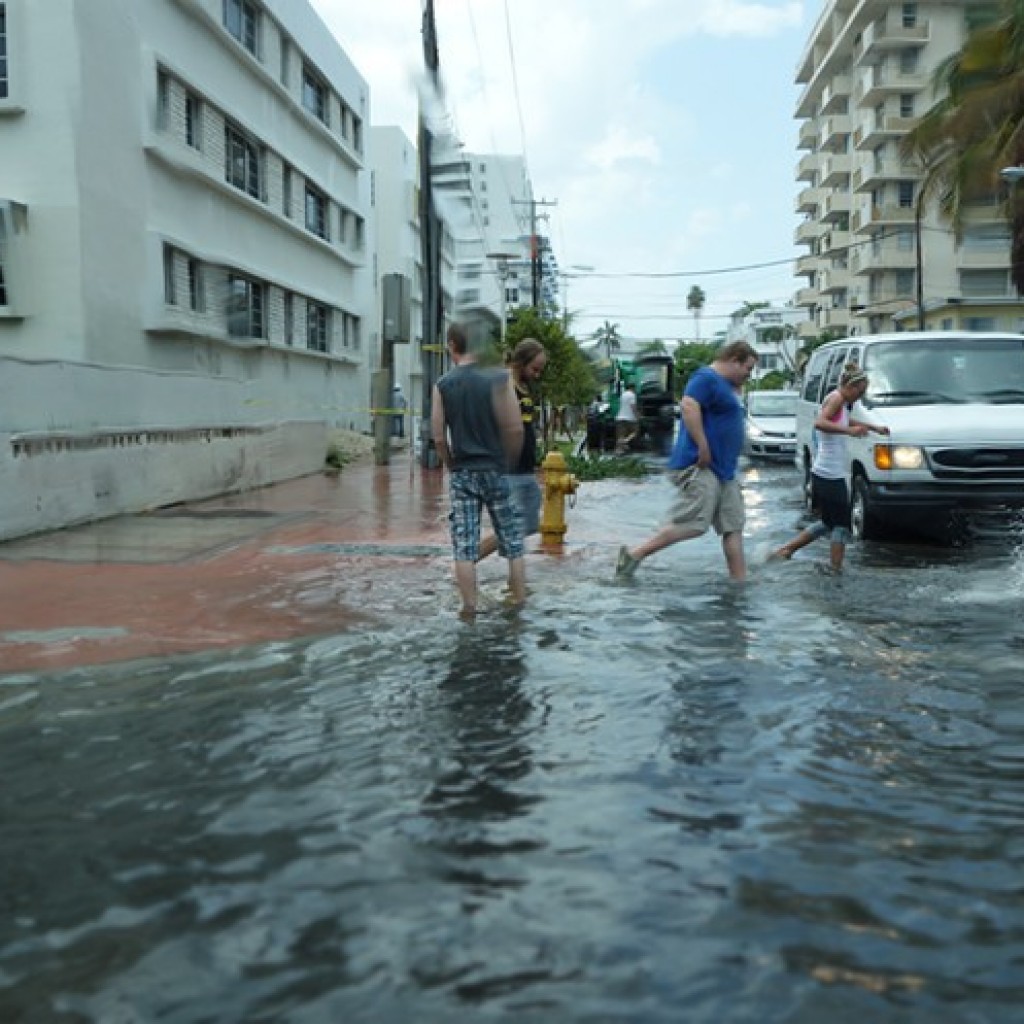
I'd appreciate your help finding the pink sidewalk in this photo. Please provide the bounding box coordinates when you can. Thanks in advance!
[0,454,453,674]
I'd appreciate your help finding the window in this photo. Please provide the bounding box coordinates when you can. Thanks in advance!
[0,4,7,100]
[896,227,915,251]
[224,123,262,199]
[902,3,917,28]
[283,165,293,218]
[185,91,201,149]
[899,93,914,118]
[963,224,1010,251]
[899,48,918,74]
[305,185,328,240]
[163,245,176,305]
[894,269,915,296]
[961,269,1008,297]
[279,38,289,85]
[302,65,328,125]
[965,317,997,332]
[188,258,204,312]
[306,300,329,352]
[284,293,294,345]
[897,180,915,208]
[157,72,169,130]
[227,274,264,338]
[224,0,258,57]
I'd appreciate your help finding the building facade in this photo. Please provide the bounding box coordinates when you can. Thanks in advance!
[727,305,805,380]
[0,0,373,539]
[793,0,1024,338]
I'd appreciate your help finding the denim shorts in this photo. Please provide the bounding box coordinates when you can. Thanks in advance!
[508,473,541,536]
[449,469,524,562]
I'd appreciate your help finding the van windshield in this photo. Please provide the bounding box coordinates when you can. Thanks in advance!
[862,337,1024,407]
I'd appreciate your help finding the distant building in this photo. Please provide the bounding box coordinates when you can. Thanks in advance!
[793,0,1024,338]
[0,0,373,539]
[727,305,804,380]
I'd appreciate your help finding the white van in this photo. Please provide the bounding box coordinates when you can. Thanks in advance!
[795,332,1024,540]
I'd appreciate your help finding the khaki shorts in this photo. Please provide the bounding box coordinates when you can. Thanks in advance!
[667,466,745,536]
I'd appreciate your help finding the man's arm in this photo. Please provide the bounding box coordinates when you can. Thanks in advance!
[681,395,711,467]
[431,385,451,468]
[494,374,525,467]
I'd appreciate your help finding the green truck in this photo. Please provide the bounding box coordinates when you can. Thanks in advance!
[584,353,678,456]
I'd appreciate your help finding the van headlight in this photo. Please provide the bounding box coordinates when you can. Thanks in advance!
[874,444,924,470]
[747,423,763,438]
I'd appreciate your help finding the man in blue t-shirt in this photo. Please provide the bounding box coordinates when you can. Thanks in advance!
[615,341,758,581]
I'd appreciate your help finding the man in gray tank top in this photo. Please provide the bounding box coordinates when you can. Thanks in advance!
[431,323,526,620]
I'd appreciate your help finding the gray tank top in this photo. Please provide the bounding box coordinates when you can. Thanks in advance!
[437,364,509,472]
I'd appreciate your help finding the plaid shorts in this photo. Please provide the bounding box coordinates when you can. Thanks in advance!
[449,469,524,562]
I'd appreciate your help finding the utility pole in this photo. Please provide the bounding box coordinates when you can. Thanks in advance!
[512,197,557,309]
[914,183,925,330]
[418,0,442,467]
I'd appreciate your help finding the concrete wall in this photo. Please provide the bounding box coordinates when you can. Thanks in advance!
[0,354,347,540]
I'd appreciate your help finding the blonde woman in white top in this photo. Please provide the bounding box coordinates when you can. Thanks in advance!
[769,364,889,572]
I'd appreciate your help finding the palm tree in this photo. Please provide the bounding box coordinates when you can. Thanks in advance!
[686,286,706,340]
[902,0,1024,293]
[593,320,622,360]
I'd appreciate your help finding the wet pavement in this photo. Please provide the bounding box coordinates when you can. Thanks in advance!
[0,452,457,673]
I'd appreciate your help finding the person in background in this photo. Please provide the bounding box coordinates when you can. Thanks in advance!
[615,341,759,581]
[432,323,525,621]
[478,338,548,560]
[768,364,889,572]
[392,384,408,439]
[615,382,639,452]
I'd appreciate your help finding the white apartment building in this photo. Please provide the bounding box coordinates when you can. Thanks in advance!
[794,0,1024,339]
[727,305,805,380]
[0,0,372,540]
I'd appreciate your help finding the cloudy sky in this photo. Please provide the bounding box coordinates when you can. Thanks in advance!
[310,0,812,344]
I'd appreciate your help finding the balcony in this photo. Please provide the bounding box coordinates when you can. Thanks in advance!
[819,266,851,293]
[820,114,852,149]
[822,191,851,223]
[796,287,819,308]
[854,115,916,150]
[795,219,825,245]
[796,186,824,215]
[855,18,930,66]
[853,245,916,274]
[819,306,851,331]
[958,247,1012,268]
[822,228,850,253]
[857,65,928,106]
[870,203,916,226]
[853,158,916,192]
[820,73,852,114]
[820,153,851,188]
[797,253,823,277]
[798,120,818,151]
[797,153,819,182]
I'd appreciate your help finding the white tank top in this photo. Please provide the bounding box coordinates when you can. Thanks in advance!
[812,396,848,480]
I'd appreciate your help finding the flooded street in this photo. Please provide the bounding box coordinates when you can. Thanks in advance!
[3,462,1024,1023]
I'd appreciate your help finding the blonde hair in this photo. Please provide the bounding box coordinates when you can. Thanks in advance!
[840,363,868,388]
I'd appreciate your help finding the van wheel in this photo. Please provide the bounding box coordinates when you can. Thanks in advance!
[850,475,883,541]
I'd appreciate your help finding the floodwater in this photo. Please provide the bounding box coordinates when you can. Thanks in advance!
[2,463,1024,1023]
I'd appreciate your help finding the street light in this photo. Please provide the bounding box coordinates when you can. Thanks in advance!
[487,251,518,345]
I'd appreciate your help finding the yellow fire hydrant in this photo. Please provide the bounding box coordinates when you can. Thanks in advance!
[539,450,579,552]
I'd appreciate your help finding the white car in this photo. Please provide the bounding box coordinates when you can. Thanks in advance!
[744,390,798,460]
[796,332,1024,541]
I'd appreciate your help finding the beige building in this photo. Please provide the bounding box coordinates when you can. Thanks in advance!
[794,1,1024,338]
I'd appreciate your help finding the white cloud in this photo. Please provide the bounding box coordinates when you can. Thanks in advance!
[311,0,809,338]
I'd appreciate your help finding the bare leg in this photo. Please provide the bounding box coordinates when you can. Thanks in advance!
[629,523,704,564]
[769,526,822,561]
[829,540,845,572]
[506,557,526,606]
[477,534,498,561]
[453,560,477,620]
[722,530,746,581]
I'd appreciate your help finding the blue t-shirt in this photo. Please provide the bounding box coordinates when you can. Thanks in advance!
[667,366,745,481]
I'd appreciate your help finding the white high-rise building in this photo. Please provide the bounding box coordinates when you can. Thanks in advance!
[794,1,1024,338]
[0,0,372,539]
